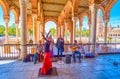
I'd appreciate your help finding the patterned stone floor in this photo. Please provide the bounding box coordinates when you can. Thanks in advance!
[0,54,120,79]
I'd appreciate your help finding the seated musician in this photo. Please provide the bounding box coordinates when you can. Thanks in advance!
[70,40,81,62]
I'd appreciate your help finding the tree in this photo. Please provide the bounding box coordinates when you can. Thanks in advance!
[18,28,20,36]
[66,30,70,36]
[107,37,112,42]
[50,28,56,37]
[29,28,33,35]
[82,29,89,37]
[76,29,80,37]
[0,25,5,36]
[8,23,16,36]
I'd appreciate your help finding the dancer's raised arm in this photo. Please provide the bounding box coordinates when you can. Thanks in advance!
[41,30,51,41]
[46,30,51,38]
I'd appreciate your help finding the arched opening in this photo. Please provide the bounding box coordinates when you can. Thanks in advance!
[108,0,120,43]
[82,16,89,43]
[96,9,104,42]
[8,10,16,42]
[0,6,5,43]
[45,21,57,42]
[76,19,80,42]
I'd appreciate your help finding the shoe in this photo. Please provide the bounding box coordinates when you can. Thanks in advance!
[73,60,76,63]
[34,62,36,64]
[59,58,62,60]
[78,60,81,63]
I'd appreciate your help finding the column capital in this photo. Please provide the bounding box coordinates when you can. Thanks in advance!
[104,16,109,22]
[32,14,37,19]
[60,22,64,26]
[4,15,9,23]
[79,22,83,26]
[37,21,40,24]
[89,4,98,14]
[72,12,78,18]
[64,18,68,23]
[89,0,106,5]
[15,20,19,24]
[72,17,78,22]
[20,0,28,5]
[104,19,109,23]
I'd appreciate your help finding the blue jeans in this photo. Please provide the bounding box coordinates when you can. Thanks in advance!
[58,48,63,58]
[72,51,81,61]
[33,52,38,63]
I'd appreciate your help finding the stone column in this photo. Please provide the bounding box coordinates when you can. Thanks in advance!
[4,16,9,44]
[27,29,30,42]
[79,22,82,42]
[39,22,43,40]
[32,14,37,44]
[58,26,61,37]
[70,29,73,44]
[88,23,91,43]
[37,21,40,42]
[89,4,98,55]
[16,21,19,41]
[61,24,64,39]
[19,0,27,60]
[64,19,68,42]
[72,17,77,43]
[104,19,109,43]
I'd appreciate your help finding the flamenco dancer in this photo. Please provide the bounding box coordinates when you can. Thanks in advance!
[40,31,52,75]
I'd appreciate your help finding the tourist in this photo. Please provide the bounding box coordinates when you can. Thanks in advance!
[56,35,64,60]
[70,40,81,62]
[33,40,43,64]
[40,31,52,75]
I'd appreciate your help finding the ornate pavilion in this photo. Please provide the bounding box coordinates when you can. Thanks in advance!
[0,0,117,59]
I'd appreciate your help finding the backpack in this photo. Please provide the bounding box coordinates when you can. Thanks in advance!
[65,55,71,64]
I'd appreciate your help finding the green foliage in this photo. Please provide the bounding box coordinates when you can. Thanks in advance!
[18,28,20,36]
[0,25,5,36]
[29,28,33,35]
[107,37,112,42]
[76,29,80,37]
[66,30,70,36]
[50,28,56,37]
[82,29,89,37]
[8,23,16,36]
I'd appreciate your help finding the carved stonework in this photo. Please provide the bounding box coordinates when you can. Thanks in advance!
[89,0,107,5]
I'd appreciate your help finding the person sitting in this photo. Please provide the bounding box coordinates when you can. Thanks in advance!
[33,40,43,64]
[70,40,81,62]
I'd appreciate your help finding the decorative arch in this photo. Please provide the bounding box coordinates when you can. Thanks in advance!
[104,0,117,20]
[0,0,9,16]
[97,5,105,17]
[73,0,80,12]
[44,17,58,27]
[64,0,72,18]
[79,12,89,24]
[10,6,20,23]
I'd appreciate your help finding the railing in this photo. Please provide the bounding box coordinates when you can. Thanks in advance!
[0,44,20,59]
[0,43,120,59]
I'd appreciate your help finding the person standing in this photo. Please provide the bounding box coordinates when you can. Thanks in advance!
[40,31,52,75]
[56,36,64,60]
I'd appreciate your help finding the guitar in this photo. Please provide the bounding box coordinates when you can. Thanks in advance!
[70,45,79,52]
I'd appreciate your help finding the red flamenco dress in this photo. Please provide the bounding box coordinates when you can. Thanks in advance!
[41,41,52,75]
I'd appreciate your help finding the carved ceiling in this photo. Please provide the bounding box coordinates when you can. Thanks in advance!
[41,0,68,17]
[5,0,116,20]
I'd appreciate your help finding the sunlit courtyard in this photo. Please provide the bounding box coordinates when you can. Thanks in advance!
[0,54,120,79]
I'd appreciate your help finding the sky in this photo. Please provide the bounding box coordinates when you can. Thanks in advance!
[0,0,120,31]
